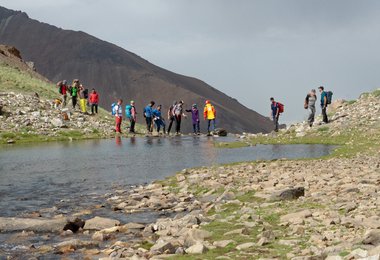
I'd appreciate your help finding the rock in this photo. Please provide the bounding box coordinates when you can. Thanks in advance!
[223,228,250,236]
[150,241,175,254]
[270,187,305,201]
[325,256,343,260]
[92,231,110,241]
[175,247,185,255]
[0,217,67,232]
[83,216,120,230]
[213,240,235,248]
[7,139,15,144]
[345,248,368,259]
[280,210,312,224]
[184,229,212,247]
[55,239,98,251]
[51,118,64,128]
[213,128,228,136]
[63,218,85,233]
[185,242,208,254]
[363,230,380,246]
[123,222,145,230]
[236,242,255,250]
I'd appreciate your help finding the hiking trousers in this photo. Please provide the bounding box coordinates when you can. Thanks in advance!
[175,115,182,134]
[193,121,200,133]
[130,118,136,133]
[91,104,98,114]
[308,106,316,126]
[155,119,166,133]
[321,106,328,123]
[115,116,122,133]
[146,117,153,133]
[207,119,216,133]
[80,98,87,113]
[72,96,77,108]
[62,94,67,107]
[273,116,279,132]
[167,116,175,133]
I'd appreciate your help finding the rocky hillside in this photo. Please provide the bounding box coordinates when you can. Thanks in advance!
[0,6,273,134]
[0,45,115,144]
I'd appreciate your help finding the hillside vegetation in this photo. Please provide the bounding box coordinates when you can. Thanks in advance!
[0,45,143,144]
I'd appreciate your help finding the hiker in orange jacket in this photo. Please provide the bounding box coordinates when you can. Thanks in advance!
[203,100,216,134]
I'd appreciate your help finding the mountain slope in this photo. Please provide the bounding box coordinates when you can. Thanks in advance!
[0,6,273,133]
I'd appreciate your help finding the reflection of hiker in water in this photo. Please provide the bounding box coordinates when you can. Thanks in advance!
[167,101,177,135]
[186,104,200,135]
[143,101,155,134]
[115,135,122,146]
[173,100,186,135]
[153,105,166,134]
[204,100,216,135]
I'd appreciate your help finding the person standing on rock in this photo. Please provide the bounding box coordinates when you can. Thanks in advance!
[129,100,137,133]
[270,97,280,132]
[70,79,79,109]
[153,105,166,134]
[78,84,88,114]
[144,101,155,134]
[186,104,200,135]
[204,100,216,135]
[167,101,177,135]
[61,80,68,107]
[89,88,99,115]
[304,89,317,127]
[114,99,123,133]
[318,86,328,123]
[174,100,186,135]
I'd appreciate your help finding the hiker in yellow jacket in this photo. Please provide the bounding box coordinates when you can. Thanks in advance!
[203,100,216,134]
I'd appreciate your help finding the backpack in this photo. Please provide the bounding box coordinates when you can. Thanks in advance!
[125,105,132,118]
[277,102,284,113]
[56,81,63,94]
[326,91,333,105]
[83,89,89,99]
[111,103,116,115]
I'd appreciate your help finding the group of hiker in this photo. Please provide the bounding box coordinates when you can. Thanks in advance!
[56,79,99,115]
[112,99,217,135]
[271,86,333,132]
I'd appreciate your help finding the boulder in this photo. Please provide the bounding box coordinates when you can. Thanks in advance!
[213,128,228,137]
[150,241,176,254]
[280,210,312,224]
[213,240,235,248]
[0,217,67,232]
[236,242,255,250]
[51,118,64,128]
[185,242,208,254]
[270,187,305,201]
[83,216,120,230]
[363,230,380,246]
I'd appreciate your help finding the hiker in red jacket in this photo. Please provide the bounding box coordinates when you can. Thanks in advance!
[89,88,99,115]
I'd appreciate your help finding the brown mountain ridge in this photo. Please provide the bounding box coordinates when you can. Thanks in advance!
[0,6,273,133]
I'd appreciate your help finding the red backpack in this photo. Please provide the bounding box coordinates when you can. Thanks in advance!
[277,102,284,113]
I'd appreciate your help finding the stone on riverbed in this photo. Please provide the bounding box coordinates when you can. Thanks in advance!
[83,216,120,230]
[0,217,68,232]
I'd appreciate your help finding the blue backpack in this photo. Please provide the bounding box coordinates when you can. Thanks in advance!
[125,105,132,118]
[111,103,116,115]
[326,91,333,105]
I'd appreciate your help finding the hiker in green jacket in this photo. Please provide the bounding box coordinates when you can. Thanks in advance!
[71,79,79,109]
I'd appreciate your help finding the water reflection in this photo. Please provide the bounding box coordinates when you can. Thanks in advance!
[115,136,122,146]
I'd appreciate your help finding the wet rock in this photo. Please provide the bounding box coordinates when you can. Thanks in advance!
[0,217,67,232]
[55,239,99,252]
[63,217,85,233]
[83,216,120,230]
[213,128,228,137]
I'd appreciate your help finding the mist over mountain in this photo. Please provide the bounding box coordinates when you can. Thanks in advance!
[0,6,273,133]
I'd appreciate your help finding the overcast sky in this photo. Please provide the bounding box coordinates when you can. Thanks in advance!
[1,0,380,123]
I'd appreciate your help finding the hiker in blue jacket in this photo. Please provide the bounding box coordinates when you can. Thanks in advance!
[270,97,280,132]
[153,105,166,134]
[143,101,155,134]
[318,86,328,123]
